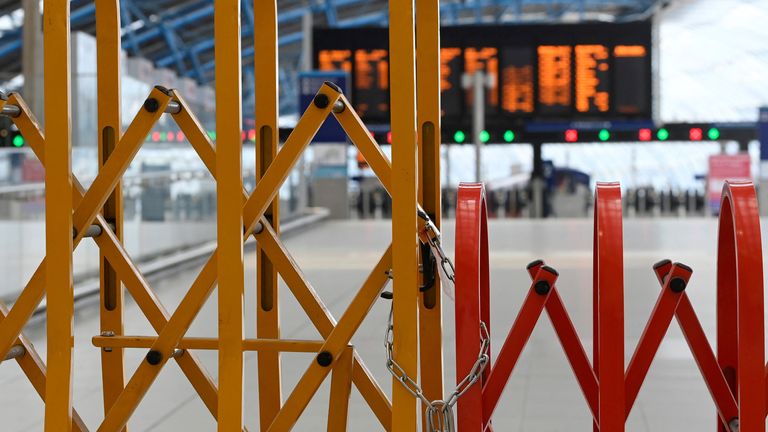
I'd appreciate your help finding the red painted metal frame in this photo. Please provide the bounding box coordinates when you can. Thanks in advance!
[455,183,491,432]
[716,181,764,431]
[454,181,766,431]
[592,182,625,431]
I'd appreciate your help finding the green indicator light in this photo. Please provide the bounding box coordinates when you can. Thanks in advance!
[12,135,24,147]
[208,131,217,141]
[598,129,610,141]
[657,128,669,141]
[454,130,466,144]
[708,127,720,140]
[504,130,515,143]
[479,130,490,143]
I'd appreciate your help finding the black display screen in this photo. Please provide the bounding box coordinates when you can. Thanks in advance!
[314,20,654,125]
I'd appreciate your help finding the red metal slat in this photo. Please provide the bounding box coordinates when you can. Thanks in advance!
[455,183,489,432]
[594,182,625,431]
[481,266,559,426]
[624,263,692,417]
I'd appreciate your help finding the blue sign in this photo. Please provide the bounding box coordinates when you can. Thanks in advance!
[759,107,768,160]
[298,71,349,143]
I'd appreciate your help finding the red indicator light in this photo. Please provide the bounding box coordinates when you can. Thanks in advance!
[166,132,174,142]
[638,128,652,141]
[565,129,578,142]
[689,128,703,141]
[176,131,185,142]
[248,129,257,142]
[241,131,247,141]
[151,131,161,142]
[386,131,393,144]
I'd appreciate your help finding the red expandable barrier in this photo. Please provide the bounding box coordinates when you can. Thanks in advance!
[454,180,765,431]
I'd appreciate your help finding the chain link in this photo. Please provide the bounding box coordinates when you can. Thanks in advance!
[384,299,490,431]
[418,207,456,299]
[382,207,487,431]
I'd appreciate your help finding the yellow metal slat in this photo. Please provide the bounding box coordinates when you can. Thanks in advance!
[257,225,393,429]
[388,0,421,429]
[266,245,391,430]
[215,1,246,428]
[91,336,326,352]
[95,1,127,426]
[327,347,355,431]
[71,87,170,246]
[43,1,75,429]
[254,1,283,428]
[416,0,445,423]
[0,303,88,431]
[241,83,340,235]
[334,95,393,194]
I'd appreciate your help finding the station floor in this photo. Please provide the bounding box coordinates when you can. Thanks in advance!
[1,218,766,431]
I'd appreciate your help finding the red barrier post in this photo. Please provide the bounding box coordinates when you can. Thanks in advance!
[455,183,491,431]
[717,181,765,432]
[593,182,625,431]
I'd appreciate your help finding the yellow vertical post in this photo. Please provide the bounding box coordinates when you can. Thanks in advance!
[389,0,420,429]
[215,0,245,429]
[416,0,444,425]
[43,1,74,430]
[254,1,283,428]
[96,2,127,427]
[327,347,355,431]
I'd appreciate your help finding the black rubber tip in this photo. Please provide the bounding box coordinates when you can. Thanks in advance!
[652,259,672,270]
[316,351,333,367]
[146,350,163,365]
[534,280,551,296]
[143,98,160,113]
[669,277,687,293]
[314,94,330,109]
[380,291,393,300]
[673,262,693,274]
[324,81,342,93]
[541,265,559,277]
[526,259,544,270]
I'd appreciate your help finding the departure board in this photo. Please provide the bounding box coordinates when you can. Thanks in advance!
[614,45,649,114]
[318,49,352,73]
[464,47,499,114]
[314,20,654,127]
[501,47,534,114]
[354,49,389,118]
[575,45,611,113]
[441,48,463,117]
[538,45,572,115]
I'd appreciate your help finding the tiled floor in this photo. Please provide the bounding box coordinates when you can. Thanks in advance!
[0,218,765,430]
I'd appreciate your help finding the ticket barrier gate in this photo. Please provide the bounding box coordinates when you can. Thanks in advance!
[454,181,765,432]
[0,0,446,429]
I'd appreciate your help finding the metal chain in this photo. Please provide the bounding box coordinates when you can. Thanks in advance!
[417,207,456,299]
[384,301,490,431]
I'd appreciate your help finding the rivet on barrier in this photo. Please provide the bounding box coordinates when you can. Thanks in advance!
[317,351,334,367]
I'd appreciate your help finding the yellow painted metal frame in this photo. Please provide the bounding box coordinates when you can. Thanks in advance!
[389,0,421,429]
[254,2,283,428]
[43,2,75,429]
[215,1,246,429]
[0,0,438,429]
[416,1,445,428]
[95,3,127,429]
